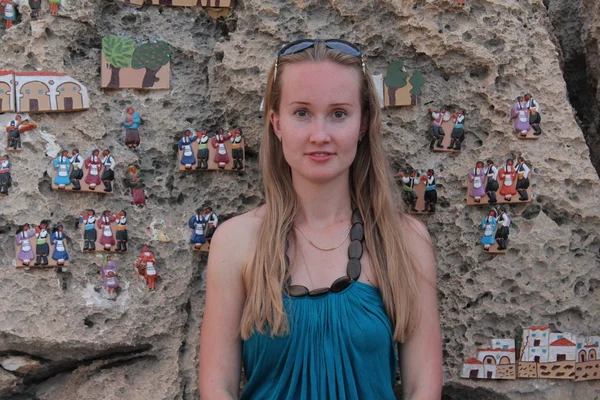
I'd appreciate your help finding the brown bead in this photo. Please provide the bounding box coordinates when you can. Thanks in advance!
[347,258,361,280]
[348,240,363,259]
[352,209,363,224]
[308,287,330,296]
[330,276,352,293]
[350,222,364,242]
[287,285,309,297]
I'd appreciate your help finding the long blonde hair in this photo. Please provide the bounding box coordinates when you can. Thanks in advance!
[240,42,420,342]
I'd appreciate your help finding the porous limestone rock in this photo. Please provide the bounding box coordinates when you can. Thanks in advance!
[0,1,598,399]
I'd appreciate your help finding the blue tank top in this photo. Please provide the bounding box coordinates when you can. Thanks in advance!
[242,281,397,399]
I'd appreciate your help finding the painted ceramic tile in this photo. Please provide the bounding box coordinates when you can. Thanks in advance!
[466,158,532,206]
[14,72,90,113]
[510,94,542,140]
[14,221,69,268]
[178,128,244,172]
[80,209,128,253]
[397,169,437,215]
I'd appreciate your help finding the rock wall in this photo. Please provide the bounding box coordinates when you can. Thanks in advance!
[0,1,598,399]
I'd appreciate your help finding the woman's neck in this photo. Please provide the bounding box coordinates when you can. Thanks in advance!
[292,173,352,229]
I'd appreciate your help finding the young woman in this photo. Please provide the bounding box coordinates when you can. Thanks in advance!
[199,40,442,399]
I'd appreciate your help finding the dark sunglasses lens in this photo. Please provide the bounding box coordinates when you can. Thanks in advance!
[280,41,315,57]
[325,41,361,57]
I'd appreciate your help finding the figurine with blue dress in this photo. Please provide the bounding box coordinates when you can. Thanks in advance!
[188,208,207,250]
[480,209,498,251]
[50,224,69,266]
[179,129,199,170]
[53,150,72,190]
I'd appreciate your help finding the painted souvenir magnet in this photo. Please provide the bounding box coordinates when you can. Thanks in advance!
[49,0,60,15]
[480,207,510,254]
[124,107,141,149]
[126,165,146,206]
[14,221,69,268]
[0,70,16,113]
[466,158,532,206]
[6,114,37,152]
[382,60,424,107]
[429,107,465,152]
[80,209,128,253]
[29,0,41,19]
[178,128,245,171]
[135,246,158,291]
[201,0,235,18]
[519,326,578,379]
[3,0,18,30]
[189,206,218,252]
[460,338,517,379]
[50,149,115,193]
[511,94,542,140]
[102,255,119,300]
[397,169,437,215]
[101,35,171,90]
[0,154,11,196]
[14,72,89,113]
[119,0,199,6]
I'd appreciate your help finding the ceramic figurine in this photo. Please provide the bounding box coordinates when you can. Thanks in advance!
[101,35,171,89]
[196,129,209,169]
[3,0,17,29]
[15,224,35,266]
[458,0,464,5]
[29,0,41,19]
[135,245,158,291]
[422,169,437,213]
[101,149,115,192]
[398,170,420,212]
[480,209,498,251]
[204,206,218,242]
[511,94,542,139]
[34,221,51,266]
[498,158,517,201]
[468,161,486,203]
[84,149,102,190]
[69,148,84,190]
[230,128,244,170]
[188,208,207,250]
[102,255,119,300]
[515,156,530,201]
[126,165,146,206]
[50,224,69,266]
[80,209,97,251]
[49,0,60,15]
[428,107,447,149]
[448,109,465,150]
[97,210,117,251]
[0,154,11,196]
[484,159,499,204]
[115,210,128,252]
[211,128,231,169]
[495,206,510,251]
[124,107,141,149]
[179,129,199,169]
[52,150,72,190]
[5,115,36,151]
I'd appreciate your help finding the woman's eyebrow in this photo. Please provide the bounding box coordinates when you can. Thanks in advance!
[288,101,355,107]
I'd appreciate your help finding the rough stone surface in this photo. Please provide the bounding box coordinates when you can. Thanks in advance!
[0,1,599,399]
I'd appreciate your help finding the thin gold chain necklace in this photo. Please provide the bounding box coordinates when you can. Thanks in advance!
[294,221,352,252]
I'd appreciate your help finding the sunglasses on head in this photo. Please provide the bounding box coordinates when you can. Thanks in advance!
[274,39,365,80]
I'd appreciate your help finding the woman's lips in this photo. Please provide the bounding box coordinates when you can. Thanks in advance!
[307,152,334,162]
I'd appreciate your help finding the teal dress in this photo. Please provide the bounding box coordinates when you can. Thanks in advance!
[242,281,397,399]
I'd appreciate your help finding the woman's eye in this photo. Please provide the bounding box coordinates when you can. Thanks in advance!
[333,110,346,118]
[294,109,308,117]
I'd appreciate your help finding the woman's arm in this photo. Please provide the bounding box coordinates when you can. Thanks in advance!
[198,214,252,399]
[401,217,443,400]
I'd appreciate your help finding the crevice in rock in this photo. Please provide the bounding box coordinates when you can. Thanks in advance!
[545,0,600,176]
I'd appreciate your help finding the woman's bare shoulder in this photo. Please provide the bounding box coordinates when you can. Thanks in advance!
[399,214,436,276]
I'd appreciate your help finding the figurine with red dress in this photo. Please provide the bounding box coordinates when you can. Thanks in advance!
[135,246,158,291]
[211,128,231,169]
[84,149,103,190]
[498,158,517,202]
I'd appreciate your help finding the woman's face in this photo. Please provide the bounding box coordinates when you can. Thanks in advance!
[270,60,364,185]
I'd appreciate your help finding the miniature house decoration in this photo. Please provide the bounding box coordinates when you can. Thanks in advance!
[371,60,424,108]
[466,158,532,206]
[117,0,235,17]
[0,70,89,113]
[460,338,517,380]
[177,128,245,172]
[461,325,600,382]
[102,35,171,90]
[397,169,437,215]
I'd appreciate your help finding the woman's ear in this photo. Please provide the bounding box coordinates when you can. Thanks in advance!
[270,110,282,141]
